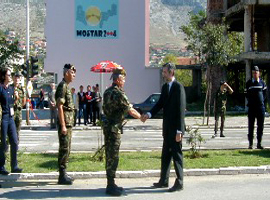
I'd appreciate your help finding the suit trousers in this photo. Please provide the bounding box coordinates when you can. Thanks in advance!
[0,114,18,170]
[78,104,87,125]
[86,103,93,123]
[160,136,183,186]
[248,107,265,145]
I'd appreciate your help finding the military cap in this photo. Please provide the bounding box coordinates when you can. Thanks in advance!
[64,64,76,72]
[14,71,22,77]
[252,66,259,71]
[112,67,126,77]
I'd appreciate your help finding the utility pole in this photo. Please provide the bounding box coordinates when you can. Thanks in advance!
[26,0,31,125]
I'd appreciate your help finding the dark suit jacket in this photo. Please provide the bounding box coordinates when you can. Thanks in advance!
[150,80,186,139]
[78,92,86,105]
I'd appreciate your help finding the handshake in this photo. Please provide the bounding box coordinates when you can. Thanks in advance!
[140,113,149,123]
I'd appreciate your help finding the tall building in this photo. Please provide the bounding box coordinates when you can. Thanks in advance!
[44,0,160,103]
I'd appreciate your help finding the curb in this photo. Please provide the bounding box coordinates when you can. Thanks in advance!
[1,166,270,181]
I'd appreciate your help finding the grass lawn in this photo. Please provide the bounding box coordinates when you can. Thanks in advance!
[4,149,270,173]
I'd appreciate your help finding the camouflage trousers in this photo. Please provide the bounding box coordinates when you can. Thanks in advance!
[58,126,72,170]
[14,110,22,141]
[103,127,121,179]
[214,110,226,134]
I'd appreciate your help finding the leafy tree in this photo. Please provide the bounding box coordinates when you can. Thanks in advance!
[181,11,244,124]
[161,54,178,65]
[0,31,24,71]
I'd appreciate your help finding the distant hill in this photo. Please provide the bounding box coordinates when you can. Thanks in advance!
[150,0,206,47]
[0,0,206,46]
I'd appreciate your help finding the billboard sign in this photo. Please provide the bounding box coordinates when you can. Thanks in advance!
[75,0,119,39]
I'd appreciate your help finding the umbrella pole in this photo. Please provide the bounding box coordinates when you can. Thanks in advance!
[100,72,103,104]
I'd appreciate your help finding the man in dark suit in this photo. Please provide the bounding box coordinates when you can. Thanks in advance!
[77,85,87,125]
[142,63,186,192]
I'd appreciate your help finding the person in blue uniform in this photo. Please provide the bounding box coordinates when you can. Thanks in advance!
[0,67,23,175]
[245,66,267,149]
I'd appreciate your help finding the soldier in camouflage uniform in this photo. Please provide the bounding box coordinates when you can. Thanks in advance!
[103,67,143,196]
[55,64,76,185]
[213,81,233,138]
[13,72,26,141]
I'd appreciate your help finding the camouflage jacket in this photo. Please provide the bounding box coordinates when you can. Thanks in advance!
[215,88,228,113]
[55,79,75,127]
[103,83,132,133]
[13,84,25,111]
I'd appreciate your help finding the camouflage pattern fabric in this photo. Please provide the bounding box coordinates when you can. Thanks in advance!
[55,79,75,127]
[102,83,131,178]
[103,126,121,179]
[13,85,25,140]
[55,79,74,170]
[58,126,72,170]
[215,89,228,114]
[214,89,228,134]
[214,111,225,134]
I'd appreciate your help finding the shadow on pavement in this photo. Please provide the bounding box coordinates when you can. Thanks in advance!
[125,186,167,194]
[0,181,54,188]
[0,188,107,199]
[0,184,168,199]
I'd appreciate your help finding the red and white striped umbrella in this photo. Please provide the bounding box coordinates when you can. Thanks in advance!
[90,60,123,73]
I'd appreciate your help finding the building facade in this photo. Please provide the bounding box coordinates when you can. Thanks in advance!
[44,0,160,103]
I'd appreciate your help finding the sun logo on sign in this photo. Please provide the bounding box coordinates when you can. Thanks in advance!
[85,6,102,26]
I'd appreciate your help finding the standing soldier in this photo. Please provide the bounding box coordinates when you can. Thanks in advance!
[103,67,143,196]
[48,83,57,129]
[13,71,26,141]
[212,81,233,138]
[245,66,267,149]
[55,64,76,185]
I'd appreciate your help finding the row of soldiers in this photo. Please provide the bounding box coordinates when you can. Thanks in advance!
[56,64,144,196]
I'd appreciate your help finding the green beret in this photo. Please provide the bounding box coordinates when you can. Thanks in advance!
[64,64,76,72]
[112,67,126,76]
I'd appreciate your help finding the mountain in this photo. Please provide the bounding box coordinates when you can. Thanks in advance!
[150,0,206,46]
[0,0,45,39]
[0,0,206,46]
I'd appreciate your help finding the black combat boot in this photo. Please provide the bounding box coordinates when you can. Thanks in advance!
[58,169,73,185]
[106,178,124,196]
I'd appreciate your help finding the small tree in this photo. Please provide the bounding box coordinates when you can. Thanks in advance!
[186,126,205,158]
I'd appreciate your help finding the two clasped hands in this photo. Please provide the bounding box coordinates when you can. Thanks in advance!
[139,113,183,142]
[140,113,149,123]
